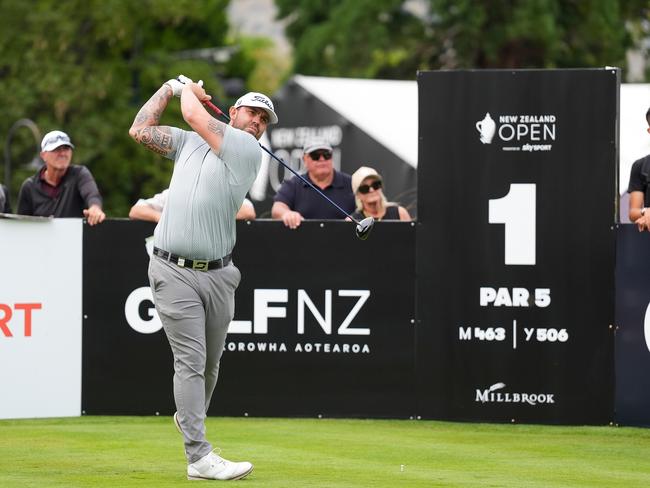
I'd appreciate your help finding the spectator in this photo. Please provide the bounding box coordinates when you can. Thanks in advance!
[129,188,256,222]
[16,130,105,225]
[0,183,11,214]
[628,107,650,232]
[271,137,354,229]
[350,166,411,221]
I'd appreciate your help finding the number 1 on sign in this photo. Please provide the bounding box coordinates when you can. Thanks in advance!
[489,184,536,265]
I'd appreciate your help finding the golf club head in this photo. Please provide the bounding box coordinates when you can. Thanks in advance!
[355,216,374,240]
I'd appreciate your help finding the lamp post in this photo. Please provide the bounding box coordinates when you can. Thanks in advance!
[3,118,41,201]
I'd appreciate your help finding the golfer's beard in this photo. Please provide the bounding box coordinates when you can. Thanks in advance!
[234,120,260,139]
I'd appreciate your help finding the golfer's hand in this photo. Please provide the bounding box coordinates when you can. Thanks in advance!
[635,213,650,232]
[186,82,211,103]
[281,210,303,229]
[165,75,201,97]
[178,75,202,86]
[165,78,186,97]
[83,205,106,226]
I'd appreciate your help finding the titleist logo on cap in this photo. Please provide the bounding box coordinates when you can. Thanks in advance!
[236,94,273,110]
[250,95,272,110]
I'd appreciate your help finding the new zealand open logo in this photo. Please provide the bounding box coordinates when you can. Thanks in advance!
[476,113,496,144]
[475,112,556,151]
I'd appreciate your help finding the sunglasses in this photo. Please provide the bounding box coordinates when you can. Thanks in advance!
[358,180,382,194]
[308,150,332,160]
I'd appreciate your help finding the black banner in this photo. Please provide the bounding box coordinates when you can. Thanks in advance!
[82,220,416,418]
[82,220,173,414]
[615,224,650,426]
[416,69,617,424]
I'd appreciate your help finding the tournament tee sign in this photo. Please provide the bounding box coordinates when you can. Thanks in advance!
[416,69,618,424]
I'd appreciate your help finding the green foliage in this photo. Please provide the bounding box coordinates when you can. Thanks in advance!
[226,36,293,98]
[277,0,649,78]
[0,0,279,216]
[276,0,429,79]
[429,0,642,69]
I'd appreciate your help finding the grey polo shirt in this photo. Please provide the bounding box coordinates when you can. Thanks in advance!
[154,125,261,260]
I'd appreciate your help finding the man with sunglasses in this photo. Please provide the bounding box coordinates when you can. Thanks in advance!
[271,137,354,229]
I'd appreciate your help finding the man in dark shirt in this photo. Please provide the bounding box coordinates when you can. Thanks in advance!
[628,107,650,232]
[17,130,105,225]
[271,137,354,229]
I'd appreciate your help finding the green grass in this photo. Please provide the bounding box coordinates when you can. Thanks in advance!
[1,416,649,487]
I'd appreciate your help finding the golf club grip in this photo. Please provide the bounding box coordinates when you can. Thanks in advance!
[203,100,228,120]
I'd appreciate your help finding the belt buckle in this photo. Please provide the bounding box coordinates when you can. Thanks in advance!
[192,259,209,271]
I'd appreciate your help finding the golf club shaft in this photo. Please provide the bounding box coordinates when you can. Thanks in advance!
[202,99,360,225]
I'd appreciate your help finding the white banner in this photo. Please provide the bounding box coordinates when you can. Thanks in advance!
[0,218,82,419]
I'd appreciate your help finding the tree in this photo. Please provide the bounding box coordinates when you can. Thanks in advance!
[429,0,649,70]
[276,0,430,79]
[276,0,650,78]
[0,0,280,216]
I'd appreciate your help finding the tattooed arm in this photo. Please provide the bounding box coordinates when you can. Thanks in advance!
[180,83,229,154]
[128,85,175,156]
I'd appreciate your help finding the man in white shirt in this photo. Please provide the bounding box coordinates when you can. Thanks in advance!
[129,188,256,222]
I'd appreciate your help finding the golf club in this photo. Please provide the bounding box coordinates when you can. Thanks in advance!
[201,98,374,240]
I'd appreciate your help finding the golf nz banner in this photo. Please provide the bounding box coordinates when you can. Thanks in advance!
[82,220,416,418]
[415,69,618,424]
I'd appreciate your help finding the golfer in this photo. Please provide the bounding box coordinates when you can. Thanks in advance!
[129,75,277,481]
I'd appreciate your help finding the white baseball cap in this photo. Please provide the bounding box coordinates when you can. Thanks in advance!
[303,137,333,155]
[234,92,278,124]
[41,130,75,152]
[351,166,382,194]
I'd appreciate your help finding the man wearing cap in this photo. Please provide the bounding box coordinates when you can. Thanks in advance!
[129,75,277,481]
[16,130,105,225]
[271,137,355,228]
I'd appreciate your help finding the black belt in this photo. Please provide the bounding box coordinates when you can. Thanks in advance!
[153,247,232,271]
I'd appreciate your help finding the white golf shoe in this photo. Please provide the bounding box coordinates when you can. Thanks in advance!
[187,450,253,481]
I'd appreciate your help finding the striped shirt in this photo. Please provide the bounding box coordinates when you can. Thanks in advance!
[154,125,261,260]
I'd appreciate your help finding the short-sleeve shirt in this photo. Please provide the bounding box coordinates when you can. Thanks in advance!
[628,154,650,207]
[273,170,355,219]
[154,125,261,260]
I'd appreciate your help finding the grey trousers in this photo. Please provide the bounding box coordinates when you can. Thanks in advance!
[149,255,241,463]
